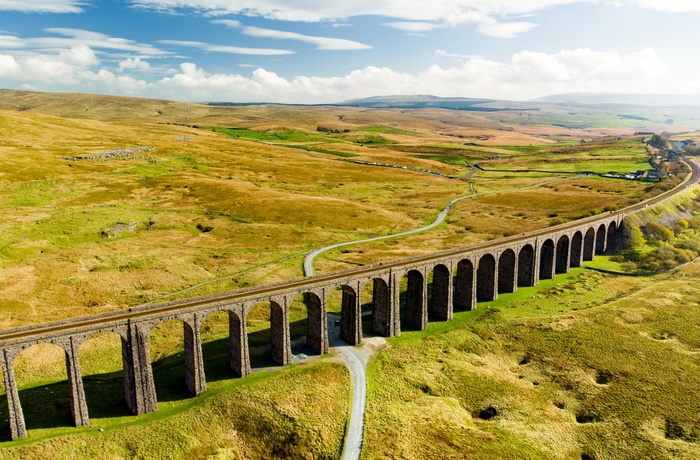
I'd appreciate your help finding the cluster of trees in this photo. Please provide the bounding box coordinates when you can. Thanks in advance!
[316,126,350,134]
[648,132,670,149]
[684,144,700,156]
[617,198,700,272]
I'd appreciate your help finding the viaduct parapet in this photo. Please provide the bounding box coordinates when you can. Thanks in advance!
[0,211,625,440]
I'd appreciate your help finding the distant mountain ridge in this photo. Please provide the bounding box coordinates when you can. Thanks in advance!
[338,95,527,111]
[340,93,700,109]
[535,92,700,107]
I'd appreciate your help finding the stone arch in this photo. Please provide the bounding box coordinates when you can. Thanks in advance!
[304,292,328,355]
[454,259,475,311]
[477,253,497,302]
[198,309,249,381]
[556,235,570,274]
[246,300,291,366]
[583,227,596,261]
[539,239,555,280]
[596,224,607,254]
[11,342,87,432]
[77,331,128,420]
[226,309,249,377]
[607,220,619,251]
[401,270,427,331]
[430,264,452,321]
[148,317,205,400]
[498,249,517,294]
[517,244,536,287]
[570,231,583,268]
[366,278,392,337]
[339,284,362,345]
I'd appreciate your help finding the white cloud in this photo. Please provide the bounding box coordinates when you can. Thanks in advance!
[158,39,294,55]
[118,57,152,72]
[143,47,686,103]
[0,46,148,93]
[0,28,170,57]
[477,21,538,38]
[59,44,99,67]
[2,45,696,103]
[0,54,21,76]
[383,22,441,32]
[611,0,700,13]
[212,20,371,50]
[435,49,482,59]
[83,68,149,93]
[0,35,23,49]
[127,1,700,21]
[0,0,87,13]
[128,1,700,40]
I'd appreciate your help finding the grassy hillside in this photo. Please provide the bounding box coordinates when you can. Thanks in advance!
[363,258,700,459]
[0,91,695,455]
[0,361,350,459]
[0,102,664,326]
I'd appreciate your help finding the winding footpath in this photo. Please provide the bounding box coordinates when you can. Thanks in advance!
[303,176,583,460]
[303,177,575,275]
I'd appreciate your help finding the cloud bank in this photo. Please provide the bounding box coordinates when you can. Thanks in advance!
[2,45,690,103]
[0,0,87,13]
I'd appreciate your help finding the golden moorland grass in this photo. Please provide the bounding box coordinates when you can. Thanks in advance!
[0,91,695,455]
[0,103,660,326]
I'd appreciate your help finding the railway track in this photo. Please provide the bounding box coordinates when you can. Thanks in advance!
[1,156,697,343]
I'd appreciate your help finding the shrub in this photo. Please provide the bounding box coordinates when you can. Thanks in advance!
[644,222,674,242]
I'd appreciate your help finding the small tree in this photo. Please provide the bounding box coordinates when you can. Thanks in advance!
[644,222,674,242]
[649,133,669,149]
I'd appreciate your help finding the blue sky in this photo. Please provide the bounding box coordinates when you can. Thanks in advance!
[1,0,699,103]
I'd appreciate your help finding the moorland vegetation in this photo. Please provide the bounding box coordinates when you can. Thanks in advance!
[0,90,699,458]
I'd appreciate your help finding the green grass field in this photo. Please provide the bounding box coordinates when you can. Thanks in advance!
[363,261,700,459]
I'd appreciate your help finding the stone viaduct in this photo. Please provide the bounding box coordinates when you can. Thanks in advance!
[0,213,623,440]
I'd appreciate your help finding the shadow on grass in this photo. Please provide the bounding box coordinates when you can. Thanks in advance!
[153,317,319,402]
[0,318,323,438]
[0,370,131,441]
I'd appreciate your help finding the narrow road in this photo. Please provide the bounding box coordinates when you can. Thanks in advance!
[304,176,577,460]
[327,314,367,460]
[303,176,574,276]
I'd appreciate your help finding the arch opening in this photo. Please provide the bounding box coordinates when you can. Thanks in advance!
[556,235,570,274]
[454,259,475,311]
[570,232,583,268]
[607,221,619,253]
[360,278,392,338]
[498,250,517,294]
[539,239,555,280]
[338,285,361,345]
[430,265,452,321]
[583,228,596,261]
[477,254,497,302]
[596,224,607,255]
[246,300,290,367]
[400,270,427,331]
[200,310,243,381]
[78,332,129,420]
[11,343,74,432]
[148,319,192,402]
[517,245,535,287]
